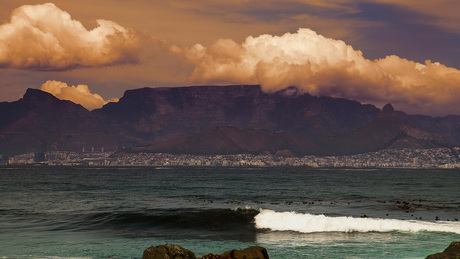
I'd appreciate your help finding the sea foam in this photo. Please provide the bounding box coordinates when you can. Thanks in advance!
[255,209,460,234]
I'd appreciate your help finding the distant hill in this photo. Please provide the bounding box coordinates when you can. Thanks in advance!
[0,89,134,155]
[0,85,458,156]
[397,112,460,147]
[324,104,449,155]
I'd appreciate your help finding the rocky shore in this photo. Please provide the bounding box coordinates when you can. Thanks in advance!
[143,242,460,259]
[142,244,269,259]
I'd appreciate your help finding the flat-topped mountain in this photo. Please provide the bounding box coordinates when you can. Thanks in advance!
[0,85,458,156]
[94,85,379,144]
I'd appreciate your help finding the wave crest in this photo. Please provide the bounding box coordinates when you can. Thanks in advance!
[255,209,460,234]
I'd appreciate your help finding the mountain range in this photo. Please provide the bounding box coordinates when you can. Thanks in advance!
[1,85,459,156]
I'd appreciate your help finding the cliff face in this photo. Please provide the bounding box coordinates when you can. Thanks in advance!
[95,85,380,144]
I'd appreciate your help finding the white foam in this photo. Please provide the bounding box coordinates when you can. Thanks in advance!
[255,209,460,234]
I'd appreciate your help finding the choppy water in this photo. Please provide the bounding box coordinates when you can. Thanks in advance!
[0,166,459,258]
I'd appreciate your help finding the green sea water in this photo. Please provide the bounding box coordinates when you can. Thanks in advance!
[0,166,459,258]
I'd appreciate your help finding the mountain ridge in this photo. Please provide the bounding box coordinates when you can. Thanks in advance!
[0,89,135,155]
[93,84,380,143]
[323,103,449,155]
[0,85,458,156]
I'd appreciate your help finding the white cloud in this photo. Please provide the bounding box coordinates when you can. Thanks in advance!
[41,80,118,110]
[173,28,460,115]
[0,3,140,70]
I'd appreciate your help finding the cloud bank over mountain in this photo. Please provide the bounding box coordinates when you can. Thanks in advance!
[0,3,140,71]
[41,80,118,110]
[173,28,460,115]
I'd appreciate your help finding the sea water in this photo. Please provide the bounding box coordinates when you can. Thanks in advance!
[0,166,459,258]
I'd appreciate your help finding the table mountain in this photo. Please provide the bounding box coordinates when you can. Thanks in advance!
[0,85,457,156]
[94,85,379,144]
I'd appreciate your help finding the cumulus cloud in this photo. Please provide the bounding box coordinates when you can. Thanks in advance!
[172,28,460,115]
[0,3,140,70]
[41,80,118,110]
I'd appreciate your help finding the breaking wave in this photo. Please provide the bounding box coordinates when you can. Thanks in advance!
[79,208,259,232]
[255,209,460,234]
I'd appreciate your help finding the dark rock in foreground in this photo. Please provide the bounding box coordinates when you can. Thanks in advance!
[201,246,269,259]
[143,244,196,259]
[426,242,460,259]
[142,245,269,259]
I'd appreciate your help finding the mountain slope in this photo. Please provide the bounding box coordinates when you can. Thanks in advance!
[0,89,134,155]
[328,104,449,155]
[398,113,460,146]
[125,127,323,155]
[129,104,450,156]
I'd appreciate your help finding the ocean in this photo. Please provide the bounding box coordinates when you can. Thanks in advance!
[0,166,459,258]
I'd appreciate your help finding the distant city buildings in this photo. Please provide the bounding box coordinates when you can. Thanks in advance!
[5,147,460,168]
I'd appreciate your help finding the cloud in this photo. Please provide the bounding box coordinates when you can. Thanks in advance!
[0,3,140,70]
[173,28,460,115]
[41,80,118,110]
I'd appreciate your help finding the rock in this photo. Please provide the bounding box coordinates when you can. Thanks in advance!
[426,242,460,259]
[200,246,269,259]
[143,244,269,259]
[143,244,196,259]
[200,254,226,259]
[221,246,269,259]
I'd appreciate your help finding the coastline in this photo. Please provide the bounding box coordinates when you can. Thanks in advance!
[5,147,460,168]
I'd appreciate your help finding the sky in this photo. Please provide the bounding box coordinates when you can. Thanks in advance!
[1,0,460,115]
